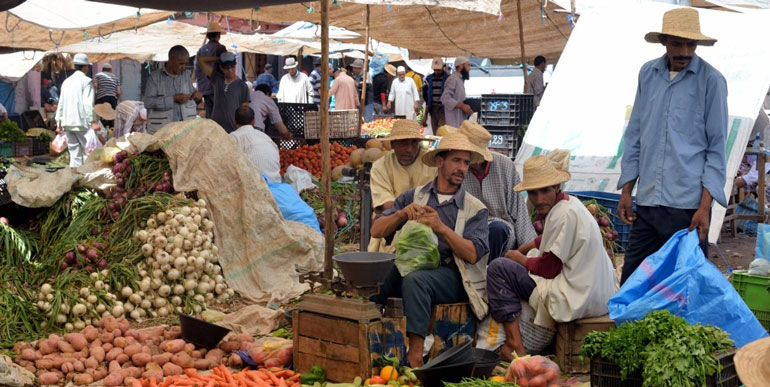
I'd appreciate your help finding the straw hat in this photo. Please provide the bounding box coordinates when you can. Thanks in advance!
[94,103,116,120]
[644,8,716,46]
[735,337,770,387]
[383,120,426,142]
[458,121,493,162]
[422,132,484,167]
[547,148,571,172]
[514,155,571,192]
[202,22,226,35]
[384,64,396,77]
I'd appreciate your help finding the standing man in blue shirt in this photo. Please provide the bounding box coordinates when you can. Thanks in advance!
[255,64,279,94]
[617,8,728,285]
[195,23,227,119]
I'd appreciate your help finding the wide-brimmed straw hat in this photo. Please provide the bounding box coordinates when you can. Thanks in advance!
[383,120,426,142]
[644,8,716,46]
[547,148,571,172]
[458,121,493,162]
[735,337,770,387]
[422,132,484,167]
[384,64,396,77]
[202,22,226,35]
[514,155,571,192]
[94,103,116,120]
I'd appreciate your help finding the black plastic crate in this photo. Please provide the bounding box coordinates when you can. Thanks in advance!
[590,350,740,387]
[0,178,11,206]
[485,125,525,159]
[267,102,318,138]
[479,94,534,127]
[273,137,367,150]
[32,138,50,156]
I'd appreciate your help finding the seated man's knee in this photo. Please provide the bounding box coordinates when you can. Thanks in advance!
[489,221,510,237]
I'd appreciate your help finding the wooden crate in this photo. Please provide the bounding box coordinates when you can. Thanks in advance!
[426,303,477,359]
[293,310,406,382]
[555,314,615,373]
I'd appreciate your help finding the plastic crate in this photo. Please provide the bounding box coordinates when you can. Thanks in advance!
[273,102,318,138]
[14,139,32,157]
[484,125,524,159]
[569,191,636,252]
[304,110,359,139]
[590,350,740,387]
[478,94,534,127]
[730,270,770,331]
[32,138,50,155]
[0,141,13,158]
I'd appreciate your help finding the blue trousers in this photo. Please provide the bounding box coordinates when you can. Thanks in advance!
[486,258,536,323]
[371,264,467,337]
[488,221,511,264]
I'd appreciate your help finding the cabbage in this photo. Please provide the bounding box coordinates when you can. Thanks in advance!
[395,221,440,276]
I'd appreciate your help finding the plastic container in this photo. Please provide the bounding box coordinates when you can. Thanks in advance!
[333,252,396,287]
[478,94,534,127]
[470,348,500,378]
[422,340,473,369]
[590,349,740,387]
[484,126,525,159]
[412,361,475,387]
[569,191,636,252]
[272,102,318,138]
[0,141,13,158]
[178,313,231,349]
[14,139,32,157]
[730,270,770,331]
[32,139,50,156]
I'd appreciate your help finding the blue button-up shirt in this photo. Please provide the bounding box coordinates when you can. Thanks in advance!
[618,53,728,209]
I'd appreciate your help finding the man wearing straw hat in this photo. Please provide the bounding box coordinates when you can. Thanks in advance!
[487,155,615,358]
[276,57,313,104]
[617,7,728,285]
[371,131,490,367]
[195,22,227,119]
[459,121,536,262]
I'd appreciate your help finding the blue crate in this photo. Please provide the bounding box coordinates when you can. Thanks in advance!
[569,191,636,252]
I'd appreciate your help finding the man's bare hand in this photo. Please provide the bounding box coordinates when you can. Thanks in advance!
[173,93,190,104]
[618,192,636,225]
[55,126,63,134]
[505,250,528,266]
[689,208,710,241]
[461,103,474,115]
[416,205,444,233]
[280,130,293,140]
[400,203,424,221]
[192,91,202,103]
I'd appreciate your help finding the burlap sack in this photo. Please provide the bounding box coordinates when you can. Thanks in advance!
[5,165,78,208]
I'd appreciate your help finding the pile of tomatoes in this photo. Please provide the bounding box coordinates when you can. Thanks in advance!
[279,142,356,177]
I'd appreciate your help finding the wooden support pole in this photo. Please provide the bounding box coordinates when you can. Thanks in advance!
[517,0,528,92]
[357,5,370,136]
[320,0,334,280]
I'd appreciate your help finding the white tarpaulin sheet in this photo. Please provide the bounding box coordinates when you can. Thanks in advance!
[274,21,360,40]
[0,50,45,82]
[515,3,770,243]
[8,0,164,29]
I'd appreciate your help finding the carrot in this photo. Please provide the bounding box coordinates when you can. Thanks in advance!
[267,371,282,386]
[287,374,300,383]
[290,382,300,387]
[160,378,174,387]
[205,380,215,387]
[248,372,272,387]
[278,377,288,387]
[149,377,158,387]
[221,365,236,386]
[132,380,143,387]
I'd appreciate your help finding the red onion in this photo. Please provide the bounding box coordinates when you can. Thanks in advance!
[112,211,120,219]
[92,242,105,251]
[85,248,99,261]
[76,244,87,254]
[598,216,610,227]
[65,251,76,264]
[96,259,108,270]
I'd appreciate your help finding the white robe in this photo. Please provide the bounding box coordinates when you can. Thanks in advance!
[527,195,617,329]
[388,77,420,120]
[276,72,313,103]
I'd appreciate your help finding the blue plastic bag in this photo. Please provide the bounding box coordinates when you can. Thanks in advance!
[756,223,770,260]
[264,177,321,234]
[608,229,768,347]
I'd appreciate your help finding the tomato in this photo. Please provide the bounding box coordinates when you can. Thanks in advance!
[370,376,387,385]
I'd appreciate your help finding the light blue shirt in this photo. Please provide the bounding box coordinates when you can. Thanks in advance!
[618,53,728,209]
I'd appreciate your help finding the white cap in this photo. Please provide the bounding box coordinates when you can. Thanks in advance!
[73,53,90,66]
[454,57,469,67]
[396,65,406,74]
[431,57,444,70]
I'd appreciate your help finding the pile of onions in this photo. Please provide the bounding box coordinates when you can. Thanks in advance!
[132,198,233,320]
[36,271,121,331]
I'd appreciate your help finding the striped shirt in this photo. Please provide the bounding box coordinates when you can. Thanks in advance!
[94,72,119,99]
[309,68,322,105]
[430,77,443,107]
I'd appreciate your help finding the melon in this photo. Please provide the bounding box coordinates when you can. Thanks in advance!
[332,165,345,181]
[362,148,383,163]
[349,148,365,166]
[366,139,383,150]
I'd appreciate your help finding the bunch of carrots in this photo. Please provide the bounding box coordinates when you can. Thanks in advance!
[131,366,300,387]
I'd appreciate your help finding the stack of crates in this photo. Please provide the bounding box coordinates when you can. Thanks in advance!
[730,270,770,332]
[478,94,534,158]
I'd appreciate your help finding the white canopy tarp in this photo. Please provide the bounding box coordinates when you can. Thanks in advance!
[55,20,307,63]
[273,21,361,40]
[0,50,46,82]
[0,0,171,50]
[514,2,770,244]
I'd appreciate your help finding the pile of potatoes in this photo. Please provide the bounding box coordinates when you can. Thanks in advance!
[13,316,255,386]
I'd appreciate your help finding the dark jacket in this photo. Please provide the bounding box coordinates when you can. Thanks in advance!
[422,72,449,107]
[372,72,389,105]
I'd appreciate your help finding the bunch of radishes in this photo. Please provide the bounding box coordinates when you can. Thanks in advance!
[132,198,233,320]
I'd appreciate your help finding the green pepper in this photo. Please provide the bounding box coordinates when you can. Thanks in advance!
[300,365,326,385]
[271,328,292,339]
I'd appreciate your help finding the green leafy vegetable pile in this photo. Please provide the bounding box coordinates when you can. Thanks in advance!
[395,221,439,277]
[580,310,734,387]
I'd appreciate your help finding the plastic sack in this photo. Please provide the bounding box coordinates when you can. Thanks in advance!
[84,128,102,157]
[245,337,293,368]
[608,229,768,347]
[50,133,67,154]
[748,258,770,277]
[395,220,439,276]
[755,223,770,260]
[476,301,554,354]
[505,355,561,386]
[283,165,316,193]
[265,176,321,234]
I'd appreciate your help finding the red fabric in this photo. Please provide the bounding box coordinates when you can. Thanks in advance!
[526,252,563,279]
[471,161,491,181]
[534,235,542,249]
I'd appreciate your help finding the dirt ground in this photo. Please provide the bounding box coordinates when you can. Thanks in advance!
[709,231,757,272]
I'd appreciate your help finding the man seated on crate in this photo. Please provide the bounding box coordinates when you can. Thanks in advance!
[370,131,490,367]
[486,154,616,360]
[459,121,537,262]
[368,120,436,252]
[229,106,281,183]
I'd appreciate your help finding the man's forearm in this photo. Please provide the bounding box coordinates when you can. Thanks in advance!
[435,224,477,264]
[699,188,713,210]
[621,179,637,195]
[370,210,406,238]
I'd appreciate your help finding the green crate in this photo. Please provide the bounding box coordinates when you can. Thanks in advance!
[730,270,770,331]
[0,141,14,157]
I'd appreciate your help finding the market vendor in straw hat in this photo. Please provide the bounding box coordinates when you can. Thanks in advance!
[486,155,615,359]
[368,120,436,252]
[459,121,536,261]
[370,131,490,367]
[195,22,227,119]
[617,7,728,286]
[736,337,770,387]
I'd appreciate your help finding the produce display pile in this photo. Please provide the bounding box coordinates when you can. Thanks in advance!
[12,315,294,386]
[279,143,355,178]
[580,310,734,387]
[504,355,560,387]
[361,118,396,138]
[0,149,232,349]
[300,181,360,244]
[531,199,622,258]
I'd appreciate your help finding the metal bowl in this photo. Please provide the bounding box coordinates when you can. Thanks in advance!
[178,313,231,349]
[333,252,396,287]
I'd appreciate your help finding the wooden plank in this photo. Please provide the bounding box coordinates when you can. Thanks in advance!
[297,312,361,346]
[292,310,301,373]
[359,320,371,380]
[297,352,360,382]
[297,336,360,363]
[298,294,381,323]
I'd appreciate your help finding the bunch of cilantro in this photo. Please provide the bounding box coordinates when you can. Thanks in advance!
[580,310,734,387]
